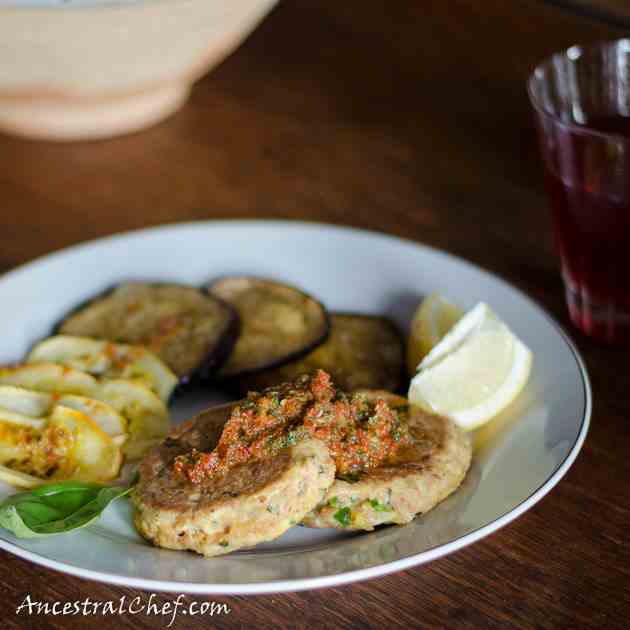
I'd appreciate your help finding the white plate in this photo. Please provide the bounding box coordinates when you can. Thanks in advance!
[0,221,590,594]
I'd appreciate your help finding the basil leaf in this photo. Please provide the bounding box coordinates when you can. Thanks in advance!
[0,481,133,538]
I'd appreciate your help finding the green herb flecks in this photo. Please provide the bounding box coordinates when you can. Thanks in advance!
[0,481,134,539]
[369,499,393,512]
[333,507,352,527]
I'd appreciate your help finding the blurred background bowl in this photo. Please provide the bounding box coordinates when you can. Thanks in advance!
[0,0,278,141]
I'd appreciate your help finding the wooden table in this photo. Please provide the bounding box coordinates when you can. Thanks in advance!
[2,2,629,628]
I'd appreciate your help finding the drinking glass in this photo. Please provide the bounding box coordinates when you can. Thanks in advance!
[528,39,630,344]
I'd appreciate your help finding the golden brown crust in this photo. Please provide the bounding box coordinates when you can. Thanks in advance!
[136,403,278,511]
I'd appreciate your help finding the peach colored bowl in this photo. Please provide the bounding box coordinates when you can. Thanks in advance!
[0,0,278,141]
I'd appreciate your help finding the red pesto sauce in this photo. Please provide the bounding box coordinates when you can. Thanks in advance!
[174,370,411,483]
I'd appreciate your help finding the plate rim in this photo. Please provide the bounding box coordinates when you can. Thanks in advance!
[0,219,592,595]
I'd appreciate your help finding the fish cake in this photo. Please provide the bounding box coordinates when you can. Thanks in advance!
[132,403,335,557]
[301,392,471,531]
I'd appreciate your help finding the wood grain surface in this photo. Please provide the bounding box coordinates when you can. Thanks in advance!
[1,1,629,628]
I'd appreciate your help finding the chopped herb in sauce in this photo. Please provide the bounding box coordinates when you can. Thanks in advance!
[369,499,393,512]
[333,507,352,527]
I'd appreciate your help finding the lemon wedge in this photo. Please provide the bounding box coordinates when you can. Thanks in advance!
[407,293,464,376]
[408,302,532,431]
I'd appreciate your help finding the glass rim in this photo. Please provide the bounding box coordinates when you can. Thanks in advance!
[527,38,630,142]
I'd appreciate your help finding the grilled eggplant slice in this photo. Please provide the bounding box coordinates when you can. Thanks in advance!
[55,283,239,384]
[0,364,169,459]
[207,276,329,378]
[236,313,405,394]
[27,335,177,403]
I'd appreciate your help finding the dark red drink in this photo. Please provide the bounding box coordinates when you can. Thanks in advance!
[542,116,630,344]
[528,41,630,344]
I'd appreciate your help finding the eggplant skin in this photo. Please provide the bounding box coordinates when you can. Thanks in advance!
[234,313,406,394]
[207,276,330,379]
[54,282,239,385]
